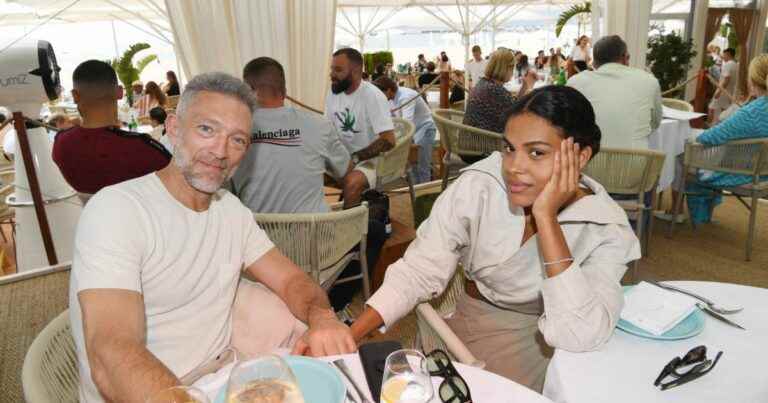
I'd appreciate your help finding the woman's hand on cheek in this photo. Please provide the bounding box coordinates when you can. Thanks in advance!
[532,137,580,219]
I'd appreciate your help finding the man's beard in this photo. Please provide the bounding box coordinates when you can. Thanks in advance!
[172,135,233,194]
[331,77,353,94]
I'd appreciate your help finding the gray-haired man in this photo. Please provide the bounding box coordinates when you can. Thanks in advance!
[70,72,356,403]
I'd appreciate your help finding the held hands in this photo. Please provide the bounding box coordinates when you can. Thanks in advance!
[291,311,357,357]
[532,137,581,219]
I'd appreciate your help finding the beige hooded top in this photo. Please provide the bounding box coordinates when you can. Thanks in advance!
[367,152,641,352]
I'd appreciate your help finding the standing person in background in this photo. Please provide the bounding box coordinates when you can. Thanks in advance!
[708,48,739,125]
[438,51,452,72]
[570,35,592,73]
[549,48,562,77]
[466,45,488,89]
[163,71,180,96]
[416,54,428,73]
[374,76,437,184]
[130,80,144,107]
[535,50,547,70]
[137,81,167,118]
[516,54,531,79]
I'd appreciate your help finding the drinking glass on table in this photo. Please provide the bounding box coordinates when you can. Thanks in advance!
[381,349,434,403]
[146,386,209,403]
[226,354,305,403]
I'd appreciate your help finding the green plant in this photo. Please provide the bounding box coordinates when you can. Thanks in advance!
[555,2,591,37]
[646,27,697,97]
[719,22,738,51]
[363,51,394,74]
[109,43,157,105]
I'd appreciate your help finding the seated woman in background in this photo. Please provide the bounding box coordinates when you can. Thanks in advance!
[462,48,535,162]
[163,70,180,96]
[449,70,465,105]
[669,54,768,222]
[136,81,167,118]
[351,86,641,392]
[148,106,167,142]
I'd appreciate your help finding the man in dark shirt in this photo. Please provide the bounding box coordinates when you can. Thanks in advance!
[53,60,171,195]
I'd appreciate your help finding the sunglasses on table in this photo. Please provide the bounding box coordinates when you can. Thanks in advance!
[654,345,723,391]
[425,349,472,403]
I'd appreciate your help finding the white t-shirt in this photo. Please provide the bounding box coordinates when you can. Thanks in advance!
[69,173,274,402]
[721,59,739,95]
[465,58,487,87]
[570,45,591,62]
[390,87,434,131]
[325,81,394,153]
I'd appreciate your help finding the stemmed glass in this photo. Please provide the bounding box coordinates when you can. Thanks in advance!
[225,354,304,403]
[380,349,435,403]
[146,386,209,403]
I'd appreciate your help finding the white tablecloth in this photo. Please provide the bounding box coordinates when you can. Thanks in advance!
[648,119,699,191]
[543,281,768,403]
[196,351,553,403]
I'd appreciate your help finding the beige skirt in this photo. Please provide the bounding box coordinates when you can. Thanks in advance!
[444,295,553,392]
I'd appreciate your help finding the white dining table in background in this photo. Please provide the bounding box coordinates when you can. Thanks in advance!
[647,119,701,191]
[195,351,554,403]
[543,281,768,403]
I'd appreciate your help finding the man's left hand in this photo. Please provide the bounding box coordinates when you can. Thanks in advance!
[291,313,357,357]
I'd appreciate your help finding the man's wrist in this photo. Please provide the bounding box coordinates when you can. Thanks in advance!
[308,307,338,327]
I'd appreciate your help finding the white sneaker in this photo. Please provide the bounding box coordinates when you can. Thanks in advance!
[653,211,686,223]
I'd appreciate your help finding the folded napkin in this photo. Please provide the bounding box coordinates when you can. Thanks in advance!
[620,282,698,336]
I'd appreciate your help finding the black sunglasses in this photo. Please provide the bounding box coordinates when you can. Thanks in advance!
[654,345,723,391]
[425,349,472,403]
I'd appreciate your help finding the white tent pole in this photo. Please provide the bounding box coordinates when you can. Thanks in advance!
[138,0,167,22]
[436,5,463,31]
[357,6,365,53]
[338,25,357,36]
[111,20,120,59]
[493,4,528,30]
[367,7,403,36]
[464,0,470,66]
[362,6,381,35]
[386,29,390,50]
[103,0,173,44]
[340,8,360,35]
[140,0,168,20]
[0,0,81,54]
[420,6,462,32]
[469,2,501,35]
[491,3,497,49]
[108,13,173,45]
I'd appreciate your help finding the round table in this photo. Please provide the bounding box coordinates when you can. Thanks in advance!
[543,281,768,403]
[647,119,700,191]
[195,351,553,402]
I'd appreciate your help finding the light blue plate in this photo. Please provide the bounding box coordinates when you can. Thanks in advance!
[616,285,705,340]
[214,356,346,403]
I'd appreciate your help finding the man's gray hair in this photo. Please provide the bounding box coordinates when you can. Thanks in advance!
[593,35,628,68]
[176,72,257,118]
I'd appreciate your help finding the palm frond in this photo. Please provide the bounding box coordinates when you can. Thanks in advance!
[135,54,158,74]
[555,2,591,38]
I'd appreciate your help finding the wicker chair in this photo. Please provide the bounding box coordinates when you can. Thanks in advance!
[668,138,768,261]
[22,310,78,403]
[377,118,416,205]
[584,148,665,278]
[432,109,503,190]
[0,262,71,402]
[415,269,484,367]
[449,100,465,111]
[662,98,694,112]
[254,203,371,298]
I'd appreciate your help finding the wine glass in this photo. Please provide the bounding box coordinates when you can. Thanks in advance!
[225,354,304,403]
[146,386,209,403]
[380,349,434,403]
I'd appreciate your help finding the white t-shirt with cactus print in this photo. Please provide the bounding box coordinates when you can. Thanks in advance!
[325,80,394,153]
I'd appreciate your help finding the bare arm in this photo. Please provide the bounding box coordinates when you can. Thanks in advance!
[245,248,356,356]
[351,130,396,162]
[79,289,179,403]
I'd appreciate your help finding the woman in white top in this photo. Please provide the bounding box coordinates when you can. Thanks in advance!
[351,86,641,392]
[570,35,592,72]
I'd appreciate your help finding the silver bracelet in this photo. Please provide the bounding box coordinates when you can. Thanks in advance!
[542,257,574,267]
